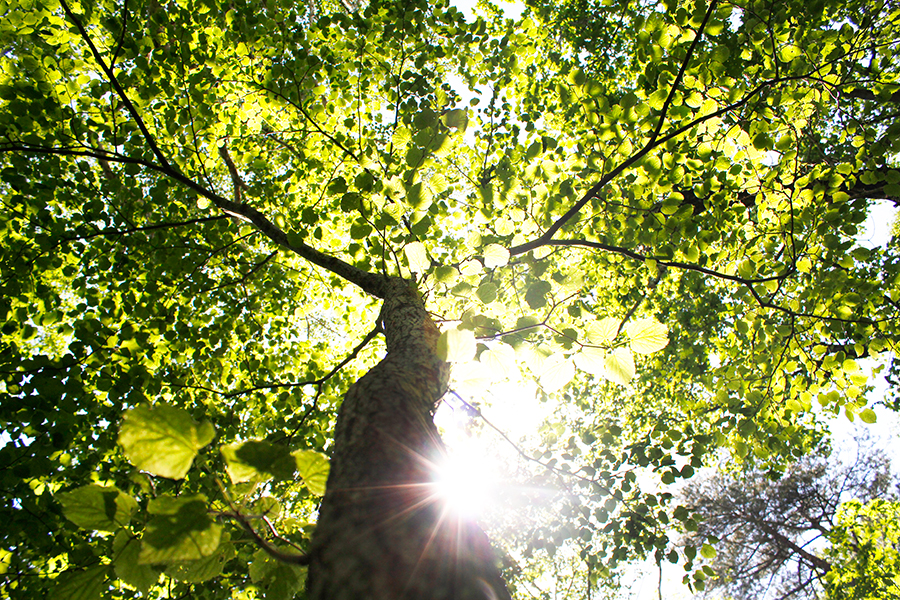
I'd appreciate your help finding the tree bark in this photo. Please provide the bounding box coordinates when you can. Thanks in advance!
[307,277,512,600]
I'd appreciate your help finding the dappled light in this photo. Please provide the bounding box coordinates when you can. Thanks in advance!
[3,0,900,597]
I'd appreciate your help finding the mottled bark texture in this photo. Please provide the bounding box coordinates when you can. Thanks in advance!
[307,278,512,600]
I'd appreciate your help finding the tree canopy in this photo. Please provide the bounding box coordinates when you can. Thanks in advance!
[1,0,899,597]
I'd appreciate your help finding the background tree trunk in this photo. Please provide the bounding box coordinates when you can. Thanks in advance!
[307,278,512,600]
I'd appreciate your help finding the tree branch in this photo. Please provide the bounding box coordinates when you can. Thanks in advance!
[216,509,310,566]
[59,0,173,171]
[543,238,791,285]
[47,3,389,299]
[647,0,719,145]
[509,74,808,256]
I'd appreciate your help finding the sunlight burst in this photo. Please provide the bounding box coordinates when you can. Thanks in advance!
[432,447,498,518]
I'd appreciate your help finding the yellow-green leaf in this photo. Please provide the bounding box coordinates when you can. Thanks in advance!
[479,343,516,380]
[539,354,575,393]
[140,495,222,564]
[404,241,429,273]
[604,348,635,385]
[483,244,510,268]
[573,347,606,376]
[437,328,476,363]
[57,484,137,532]
[586,317,621,344]
[293,450,330,496]
[118,404,215,480]
[625,318,669,354]
[859,408,878,424]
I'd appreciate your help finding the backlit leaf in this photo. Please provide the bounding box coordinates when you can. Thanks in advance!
[479,343,517,380]
[404,241,429,273]
[604,348,635,385]
[437,328,476,363]
[293,450,330,496]
[221,440,297,484]
[700,543,717,559]
[113,531,159,594]
[118,404,215,480]
[859,408,878,424]
[573,347,606,377]
[586,317,621,344]
[625,318,669,354]
[452,361,494,392]
[58,485,137,532]
[483,244,510,268]
[539,354,575,393]
[139,495,222,564]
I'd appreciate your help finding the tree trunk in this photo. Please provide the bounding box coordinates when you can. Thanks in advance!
[307,278,512,600]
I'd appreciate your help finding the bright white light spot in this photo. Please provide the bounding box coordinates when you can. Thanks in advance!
[432,446,497,518]
[858,199,898,248]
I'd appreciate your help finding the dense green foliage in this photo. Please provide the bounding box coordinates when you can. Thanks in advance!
[825,498,900,600]
[1,0,899,597]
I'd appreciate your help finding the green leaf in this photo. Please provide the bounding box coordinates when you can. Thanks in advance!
[405,146,424,169]
[404,241,429,273]
[478,343,517,380]
[437,328,476,363]
[340,192,362,212]
[442,108,468,132]
[476,282,498,304]
[166,534,235,583]
[604,348,635,385]
[139,495,223,564]
[752,132,772,150]
[355,171,375,192]
[113,531,159,595]
[118,404,215,480]
[525,280,552,309]
[53,566,111,600]
[249,549,307,600]
[434,266,457,283]
[293,450,330,496]
[625,318,669,354]
[859,408,878,424]
[586,317,621,344]
[221,441,298,483]
[573,347,606,376]
[57,485,137,532]
[405,182,432,211]
[483,244,509,268]
[327,176,348,196]
[539,354,575,393]
[700,543,717,559]
[350,222,373,240]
